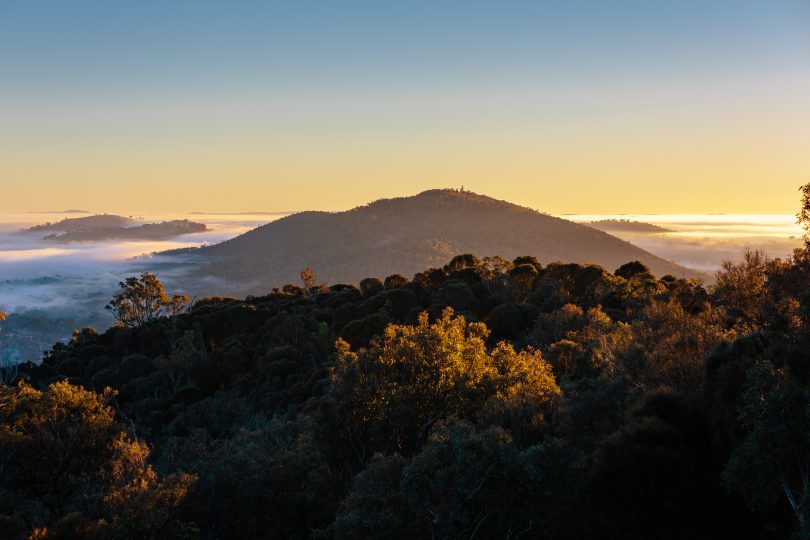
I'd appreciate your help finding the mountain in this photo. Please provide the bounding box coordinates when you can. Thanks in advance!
[189,189,706,294]
[25,214,137,233]
[42,220,208,243]
[23,215,208,242]
[588,219,673,234]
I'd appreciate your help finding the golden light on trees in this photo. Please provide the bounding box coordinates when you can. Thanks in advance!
[331,307,561,459]
[106,272,188,328]
[0,381,195,537]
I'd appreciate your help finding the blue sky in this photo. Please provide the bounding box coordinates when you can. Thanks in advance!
[4,1,807,93]
[1,0,809,212]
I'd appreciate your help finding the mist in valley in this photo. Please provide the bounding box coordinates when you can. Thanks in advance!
[0,211,285,362]
[0,208,803,363]
[569,213,804,273]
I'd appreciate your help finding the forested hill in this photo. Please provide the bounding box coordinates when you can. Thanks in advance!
[191,189,704,293]
[24,214,136,232]
[22,214,208,242]
[9,247,808,538]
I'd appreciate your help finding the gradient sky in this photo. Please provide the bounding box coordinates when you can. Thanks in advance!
[1,0,809,213]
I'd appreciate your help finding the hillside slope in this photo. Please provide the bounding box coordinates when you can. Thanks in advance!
[588,219,673,234]
[194,189,705,293]
[22,215,208,242]
[24,214,136,232]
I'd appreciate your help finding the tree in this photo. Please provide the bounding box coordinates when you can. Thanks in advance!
[724,362,810,536]
[509,263,539,302]
[359,277,384,297]
[797,182,810,243]
[300,266,327,300]
[622,271,667,315]
[512,255,542,274]
[383,274,409,289]
[0,381,195,538]
[444,254,480,273]
[300,266,317,289]
[590,391,727,537]
[628,299,726,394]
[615,261,650,280]
[106,272,188,328]
[0,310,18,386]
[160,418,335,539]
[413,268,446,290]
[478,256,513,289]
[334,420,561,540]
[711,249,769,333]
[330,455,417,540]
[400,421,552,539]
[330,308,561,461]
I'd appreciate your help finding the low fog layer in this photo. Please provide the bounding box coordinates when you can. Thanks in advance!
[0,210,802,363]
[0,211,284,361]
[567,214,804,273]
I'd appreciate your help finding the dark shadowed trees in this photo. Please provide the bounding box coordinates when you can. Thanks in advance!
[383,274,409,289]
[615,261,650,280]
[359,277,384,297]
[724,361,810,535]
[509,264,539,302]
[15,181,810,539]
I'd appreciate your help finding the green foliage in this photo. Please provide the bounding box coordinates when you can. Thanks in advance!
[628,300,726,393]
[331,455,416,540]
[383,273,409,289]
[106,272,188,328]
[399,421,548,539]
[509,263,539,302]
[724,362,810,533]
[711,249,770,332]
[330,308,560,460]
[20,187,810,540]
[588,391,731,538]
[359,277,384,297]
[0,381,195,539]
[333,420,563,540]
[444,253,480,273]
[615,260,650,280]
[798,181,810,242]
[414,267,447,290]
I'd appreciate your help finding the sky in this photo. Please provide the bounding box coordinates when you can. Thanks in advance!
[1,0,809,214]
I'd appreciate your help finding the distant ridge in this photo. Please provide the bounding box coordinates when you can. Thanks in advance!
[22,214,208,243]
[24,214,137,233]
[188,211,293,216]
[588,219,673,234]
[186,189,707,294]
[28,209,91,214]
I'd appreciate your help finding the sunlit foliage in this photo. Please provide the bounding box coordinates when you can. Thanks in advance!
[0,381,195,539]
[8,182,810,538]
[331,308,560,460]
[106,272,188,328]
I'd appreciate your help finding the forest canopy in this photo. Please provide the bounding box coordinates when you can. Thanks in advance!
[3,186,810,538]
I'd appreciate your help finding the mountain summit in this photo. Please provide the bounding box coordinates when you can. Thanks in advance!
[192,189,704,293]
